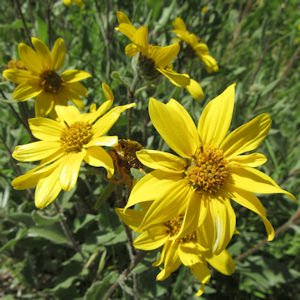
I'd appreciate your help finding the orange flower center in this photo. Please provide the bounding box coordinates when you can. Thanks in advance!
[40,70,63,94]
[60,122,93,153]
[165,215,196,243]
[185,147,229,194]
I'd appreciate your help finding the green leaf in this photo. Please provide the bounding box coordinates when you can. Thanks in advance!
[27,226,71,245]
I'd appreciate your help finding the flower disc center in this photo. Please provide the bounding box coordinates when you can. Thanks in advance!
[139,53,160,80]
[40,70,63,93]
[186,147,229,194]
[60,122,93,153]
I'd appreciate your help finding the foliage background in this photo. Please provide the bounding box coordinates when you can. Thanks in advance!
[0,0,299,299]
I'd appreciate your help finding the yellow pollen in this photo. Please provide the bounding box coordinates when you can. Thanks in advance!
[40,70,63,93]
[60,122,93,153]
[185,147,229,194]
[165,215,196,243]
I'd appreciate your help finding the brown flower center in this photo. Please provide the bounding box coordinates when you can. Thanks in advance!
[165,215,196,243]
[185,147,229,194]
[40,70,63,94]
[60,122,93,153]
[138,54,160,81]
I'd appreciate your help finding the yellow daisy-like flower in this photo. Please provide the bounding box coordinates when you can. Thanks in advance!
[172,17,219,73]
[3,37,91,116]
[117,205,235,296]
[12,84,135,208]
[116,11,204,100]
[125,84,295,253]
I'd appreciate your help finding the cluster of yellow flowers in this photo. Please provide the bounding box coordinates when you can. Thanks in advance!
[3,10,295,297]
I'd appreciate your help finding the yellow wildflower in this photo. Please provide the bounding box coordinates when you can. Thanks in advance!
[125,84,295,253]
[12,84,135,208]
[172,17,219,73]
[3,37,90,116]
[63,0,84,8]
[116,12,195,90]
[117,205,235,296]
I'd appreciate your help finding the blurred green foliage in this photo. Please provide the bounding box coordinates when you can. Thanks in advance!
[0,0,299,299]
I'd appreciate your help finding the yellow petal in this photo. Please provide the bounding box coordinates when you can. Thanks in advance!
[156,67,190,87]
[12,159,61,190]
[116,11,132,25]
[156,241,181,281]
[92,103,135,137]
[134,227,169,250]
[59,152,85,191]
[85,136,118,147]
[139,179,190,230]
[172,17,187,31]
[151,44,179,68]
[117,23,137,40]
[190,262,211,289]
[115,207,145,232]
[84,147,114,178]
[125,43,139,56]
[55,105,81,124]
[209,199,233,254]
[102,83,114,101]
[136,149,186,173]
[199,54,219,73]
[29,118,63,141]
[18,43,43,74]
[206,250,235,275]
[65,82,88,97]
[61,70,91,83]
[230,187,275,241]
[12,141,61,162]
[35,93,55,117]
[198,83,235,148]
[125,170,183,209]
[83,100,113,124]
[35,167,62,208]
[229,153,267,167]
[51,38,66,70]
[132,26,148,55]
[13,82,42,101]
[185,79,204,101]
[178,191,208,237]
[31,37,52,69]
[179,249,202,268]
[194,43,209,54]
[3,69,37,84]
[230,165,296,200]
[149,97,199,158]
[221,114,271,159]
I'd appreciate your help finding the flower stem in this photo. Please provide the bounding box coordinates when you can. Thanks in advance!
[54,202,85,260]
[14,0,32,46]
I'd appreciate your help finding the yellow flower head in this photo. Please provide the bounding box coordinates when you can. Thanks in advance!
[116,12,191,88]
[63,0,84,8]
[172,17,219,73]
[3,37,91,116]
[117,205,235,296]
[12,84,135,208]
[125,84,295,253]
